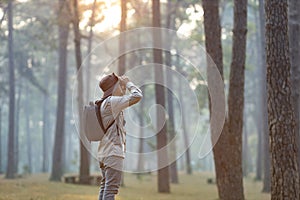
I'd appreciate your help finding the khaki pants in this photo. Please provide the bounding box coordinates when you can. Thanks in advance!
[98,156,124,200]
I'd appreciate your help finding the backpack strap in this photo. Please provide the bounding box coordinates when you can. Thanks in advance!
[95,97,116,133]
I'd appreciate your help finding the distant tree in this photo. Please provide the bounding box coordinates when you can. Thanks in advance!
[174,59,192,176]
[178,73,192,175]
[14,79,22,174]
[50,0,70,181]
[265,0,300,198]
[203,0,247,199]
[118,0,127,75]
[152,0,170,193]
[42,72,50,173]
[288,0,300,178]
[86,0,97,100]
[24,82,32,174]
[119,0,127,187]
[258,0,271,192]
[5,0,16,179]
[165,0,179,183]
[136,87,145,173]
[254,4,262,181]
[71,0,90,184]
[242,111,249,177]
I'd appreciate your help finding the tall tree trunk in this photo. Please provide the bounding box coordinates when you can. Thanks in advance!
[288,0,300,179]
[86,0,97,101]
[254,7,262,181]
[5,0,15,179]
[152,0,170,193]
[25,82,32,174]
[167,59,179,182]
[218,0,248,195]
[243,112,249,177]
[258,0,271,192]
[203,0,247,199]
[72,0,90,184]
[50,0,70,181]
[202,1,224,197]
[166,0,179,184]
[255,105,263,180]
[224,0,247,198]
[118,0,127,75]
[166,61,177,176]
[66,115,73,172]
[42,72,50,173]
[137,87,145,173]
[119,0,127,187]
[14,80,22,174]
[202,0,224,77]
[136,38,145,174]
[178,74,192,175]
[265,0,300,198]
[63,101,71,172]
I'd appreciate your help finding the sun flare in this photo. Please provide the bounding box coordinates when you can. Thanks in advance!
[94,4,122,32]
[80,0,123,33]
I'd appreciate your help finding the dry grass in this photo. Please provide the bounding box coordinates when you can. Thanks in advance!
[0,172,270,200]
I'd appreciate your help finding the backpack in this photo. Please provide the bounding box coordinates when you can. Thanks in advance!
[83,97,116,141]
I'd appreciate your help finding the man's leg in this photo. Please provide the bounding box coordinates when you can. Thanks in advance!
[103,166,123,200]
[102,157,124,200]
[98,163,106,200]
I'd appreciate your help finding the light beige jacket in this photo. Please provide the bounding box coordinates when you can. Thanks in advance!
[97,82,142,161]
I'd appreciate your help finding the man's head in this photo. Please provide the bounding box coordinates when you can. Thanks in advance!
[99,73,126,98]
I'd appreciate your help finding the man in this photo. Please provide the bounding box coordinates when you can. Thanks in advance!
[96,73,142,200]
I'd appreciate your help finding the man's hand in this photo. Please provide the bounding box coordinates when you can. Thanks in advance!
[119,76,129,86]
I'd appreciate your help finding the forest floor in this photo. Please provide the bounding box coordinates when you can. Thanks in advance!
[0,172,270,200]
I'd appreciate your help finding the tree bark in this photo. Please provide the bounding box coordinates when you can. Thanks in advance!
[72,0,90,184]
[202,1,224,198]
[50,0,70,181]
[5,0,15,179]
[202,0,223,77]
[152,0,170,193]
[203,0,247,199]
[224,0,247,198]
[118,0,127,75]
[265,0,300,198]
[288,0,300,180]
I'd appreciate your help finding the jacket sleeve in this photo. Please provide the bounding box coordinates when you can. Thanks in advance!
[110,82,143,117]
